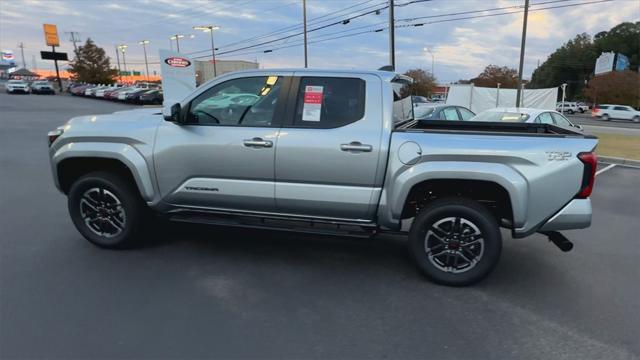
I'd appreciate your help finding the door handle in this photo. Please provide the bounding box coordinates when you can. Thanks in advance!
[243,138,273,148]
[340,141,373,152]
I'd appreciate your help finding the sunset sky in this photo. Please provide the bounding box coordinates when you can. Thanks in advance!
[1,0,638,82]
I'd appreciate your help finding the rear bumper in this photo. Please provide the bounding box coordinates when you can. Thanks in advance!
[538,198,592,231]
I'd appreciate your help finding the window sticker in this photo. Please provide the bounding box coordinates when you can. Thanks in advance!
[302,85,323,122]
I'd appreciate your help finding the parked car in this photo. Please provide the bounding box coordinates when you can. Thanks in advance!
[5,80,30,94]
[96,85,122,98]
[556,102,579,114]
[414,104,475,121]
[47,69,598,286]
[471,108,583,131]
[575,102,590,113]
[71,84,93,96]
[125,88,151,104]
[115,87,139,101]
[592,104,640,122]
[139,89,163,105]
[30,81,55,95]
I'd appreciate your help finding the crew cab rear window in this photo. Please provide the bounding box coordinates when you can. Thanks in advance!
[292,77,365,128]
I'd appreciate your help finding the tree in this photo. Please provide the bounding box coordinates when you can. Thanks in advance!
[402,69,437,97]
[583,71,640,107]
[471,65,519,88]
[67,38,118,84]
[529,22,640,100]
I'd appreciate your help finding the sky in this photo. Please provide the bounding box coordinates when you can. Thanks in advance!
[1,0,638,83]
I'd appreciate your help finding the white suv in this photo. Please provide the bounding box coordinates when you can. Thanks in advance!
[5,80,30,94]
[556,102,579,114]
[593,104,640,122]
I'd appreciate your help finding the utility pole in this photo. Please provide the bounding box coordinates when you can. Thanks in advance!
[303,0,308,68]
[18,42,26,68]
[515,0,529,107]
[139,40,151,81]
[65,31,81,55]
[118,45,128,82]
[194,26,220,77]
[115,46,121,80]
[388,0,395,70]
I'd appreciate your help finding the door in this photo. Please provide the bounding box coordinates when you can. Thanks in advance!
[612,106,631,120]
[154,74,289,212]
[274,74,384,220]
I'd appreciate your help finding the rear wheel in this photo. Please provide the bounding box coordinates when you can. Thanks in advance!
[68,171,148,249]
[633,116,639,123]
[408,197,502,286]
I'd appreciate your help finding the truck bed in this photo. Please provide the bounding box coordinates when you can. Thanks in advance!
[395,120,596,138]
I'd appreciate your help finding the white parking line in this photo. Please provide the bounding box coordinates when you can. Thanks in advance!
[596,164,616,176]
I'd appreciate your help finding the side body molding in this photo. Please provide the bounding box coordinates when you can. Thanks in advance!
[51,142,157,203]
[377,161,528,230]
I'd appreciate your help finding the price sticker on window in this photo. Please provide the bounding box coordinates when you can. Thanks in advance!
[302,85,323,121]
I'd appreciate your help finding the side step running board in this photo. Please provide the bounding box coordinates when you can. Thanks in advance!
[169,211,377,238]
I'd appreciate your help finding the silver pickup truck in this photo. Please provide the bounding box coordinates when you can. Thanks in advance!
[48,69,598,286]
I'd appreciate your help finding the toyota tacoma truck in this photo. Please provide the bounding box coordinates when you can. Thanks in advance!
[48,69,598,286]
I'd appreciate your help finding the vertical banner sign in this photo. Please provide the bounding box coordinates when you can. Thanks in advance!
[302,85,323,121]
[159,49,196,106]
[43,24,60,47]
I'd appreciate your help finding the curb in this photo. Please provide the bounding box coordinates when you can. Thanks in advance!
[598,156,640,168]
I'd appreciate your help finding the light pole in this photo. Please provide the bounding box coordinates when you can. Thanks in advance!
[170,34,185,52]
[118,44,128,81]
[303,0,308,68]
[515,0,530,108]
[561,83,567,113]
[194,25,220,77]
[139,40,150,81]
[423,47,434,78]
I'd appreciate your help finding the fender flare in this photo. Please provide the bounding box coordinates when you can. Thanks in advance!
[52,142,156,202]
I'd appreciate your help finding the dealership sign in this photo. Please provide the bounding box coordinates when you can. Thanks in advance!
[159,49,195,106]
[165,57,191,68]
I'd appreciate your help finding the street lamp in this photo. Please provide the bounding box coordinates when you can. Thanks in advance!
[138,40,150,81]
[423,47,434,78]
[169,34,186,52]
[193,25,220,77]
[118,44,128,81]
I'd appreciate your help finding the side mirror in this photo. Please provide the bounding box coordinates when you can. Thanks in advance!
[575,124,583,130]
[163,103,184,123]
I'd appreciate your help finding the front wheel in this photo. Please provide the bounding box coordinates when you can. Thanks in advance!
[68,171,148,249]
[601,114,610,121]
[633,116,640,123]
[408,198,502,286]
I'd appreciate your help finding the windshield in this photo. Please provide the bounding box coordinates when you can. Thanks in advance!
[471,111,530,122]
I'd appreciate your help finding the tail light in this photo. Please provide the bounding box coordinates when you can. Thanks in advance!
[577,152,597,198]
[591,107,599,116]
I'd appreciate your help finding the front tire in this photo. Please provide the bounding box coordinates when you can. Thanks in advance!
[602,114,610,121]
[68,171,147,249]
[408,198,502,286]
[633,116,640,123]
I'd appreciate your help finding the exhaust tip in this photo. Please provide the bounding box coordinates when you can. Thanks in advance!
[540,231,574,252]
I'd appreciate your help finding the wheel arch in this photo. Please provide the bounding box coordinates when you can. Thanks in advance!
[377,161,528,230]
[52,143,156,202]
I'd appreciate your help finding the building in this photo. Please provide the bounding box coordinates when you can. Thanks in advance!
[194,59,259,84]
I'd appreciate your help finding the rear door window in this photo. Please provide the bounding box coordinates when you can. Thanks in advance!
[292,77,365,128]
[613,106,629,111]
[551,113,572,127]
[536,112,554,124]
[458,107,475,120]
[443,107,461,120]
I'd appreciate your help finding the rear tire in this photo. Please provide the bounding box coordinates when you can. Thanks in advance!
[408,197,502,286]
[68,171,148,249]
[633,116,640,123]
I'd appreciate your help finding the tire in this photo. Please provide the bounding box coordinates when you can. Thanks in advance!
[68,171,148,249]
[408,197,502,286]
[568,109,574,114]
[633,116,640,123]
[602,114,610,121]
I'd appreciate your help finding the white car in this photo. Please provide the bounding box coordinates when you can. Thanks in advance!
[5,80,30,94]
[471,107,583,131]
[592,104,640,122]
[95,85,122,98]
[556,102,579,114]
[30,81,55,94]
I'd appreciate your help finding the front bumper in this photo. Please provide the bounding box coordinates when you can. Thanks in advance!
[539,198,592,231]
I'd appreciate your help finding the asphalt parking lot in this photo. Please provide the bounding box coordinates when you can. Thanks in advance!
[1,92,639,359]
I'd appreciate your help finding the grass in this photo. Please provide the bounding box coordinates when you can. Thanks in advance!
[593,133,640,160]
